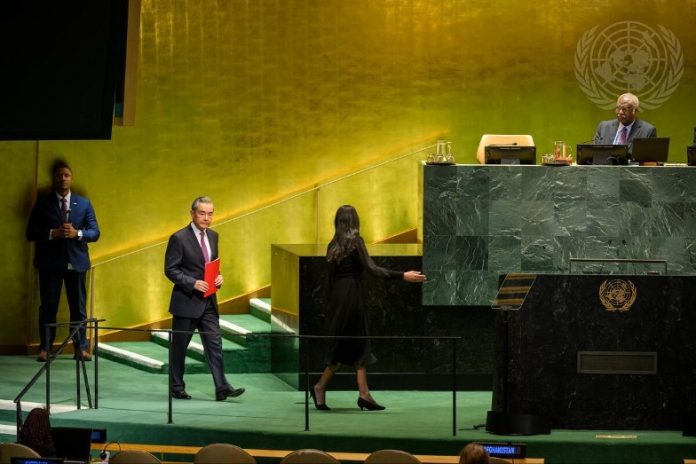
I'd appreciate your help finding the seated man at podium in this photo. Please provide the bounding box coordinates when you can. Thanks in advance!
[593,92,656,156]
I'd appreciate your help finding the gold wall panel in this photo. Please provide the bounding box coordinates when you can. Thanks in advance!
[316,153,424,244]
[0,142,37,346]
[2,0,696,346]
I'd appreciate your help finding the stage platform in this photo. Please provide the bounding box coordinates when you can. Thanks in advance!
[1,356,695,464]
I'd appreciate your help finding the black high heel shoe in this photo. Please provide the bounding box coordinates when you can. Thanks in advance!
[357,397,385,411]
[310,388,331,411]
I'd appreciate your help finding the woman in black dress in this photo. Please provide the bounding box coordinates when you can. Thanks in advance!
[311,205,426,411]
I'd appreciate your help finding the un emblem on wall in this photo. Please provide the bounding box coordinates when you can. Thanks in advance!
[599,279,637,312]
[574,21,683,110]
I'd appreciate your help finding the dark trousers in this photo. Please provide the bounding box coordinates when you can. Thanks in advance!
[38,268,88,352]
[170,301,230,394]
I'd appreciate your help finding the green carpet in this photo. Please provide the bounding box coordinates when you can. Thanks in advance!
[1,356,695,464]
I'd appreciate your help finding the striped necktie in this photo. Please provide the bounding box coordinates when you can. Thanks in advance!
[618,127,628,144]
[200,230,210,263]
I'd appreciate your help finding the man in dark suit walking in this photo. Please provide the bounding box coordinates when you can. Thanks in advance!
[593,92,657,157]
[164,196,245,401]
[26,161,100,362]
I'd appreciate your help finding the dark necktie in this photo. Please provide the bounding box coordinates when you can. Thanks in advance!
[61,197,68,223]
[618,127,628,144]
[200,231,210,263]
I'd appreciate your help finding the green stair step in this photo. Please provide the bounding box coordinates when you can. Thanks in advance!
[96,309,273,375]
[0,421,16,440]
[0,409,20,423]
[190,333,246,353]
[249,298,271,323]
[150,331,245,357]
[178,333,269,373]
[220,314,272,333]
[218,314,270,347]
[97,341,209,375]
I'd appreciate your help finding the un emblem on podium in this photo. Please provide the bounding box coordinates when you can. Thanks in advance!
[599,279,637,312]
[575,21,683,110]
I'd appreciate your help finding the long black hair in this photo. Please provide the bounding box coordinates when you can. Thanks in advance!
[327,205,360,262]
[18,408,55,456]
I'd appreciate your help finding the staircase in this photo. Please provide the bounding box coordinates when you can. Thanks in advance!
[0,403,17,440]
[97,298,272,374]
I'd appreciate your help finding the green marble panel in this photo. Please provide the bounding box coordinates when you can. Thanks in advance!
[423,165,696,306]
[685,203,696,231]
[423,235,487,271]
[488,236,522,271]
[587,199,621,236]
[520,200,555,236]
[555,198,588,236]
[422,270,496,306]
[586,168,621,201]
[521,236,555,272]
[455,199,490,236]
[553,236,575,272]
[488,166,523,200]
[686,238,696,272]
[489,200,522,236]
[620,177,653,207]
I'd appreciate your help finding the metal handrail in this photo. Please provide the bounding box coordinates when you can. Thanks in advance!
[13,318,102,434]
[15,322,463,436]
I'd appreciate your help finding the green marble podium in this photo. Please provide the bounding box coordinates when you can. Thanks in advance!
[421,164,696,306]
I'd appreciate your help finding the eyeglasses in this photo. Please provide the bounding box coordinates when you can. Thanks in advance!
[615,105,635,113]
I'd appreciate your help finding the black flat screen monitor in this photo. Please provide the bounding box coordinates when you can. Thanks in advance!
[576,144,628,165]
[485,145,536,165]
[0,1,128,140]
[688,146,696,166]
[51,427,93,463]
[631,137,670,163]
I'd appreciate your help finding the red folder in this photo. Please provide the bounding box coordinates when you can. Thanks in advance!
[203,258,220,298]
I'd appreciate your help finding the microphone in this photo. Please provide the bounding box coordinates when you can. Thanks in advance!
[100,441,121,463]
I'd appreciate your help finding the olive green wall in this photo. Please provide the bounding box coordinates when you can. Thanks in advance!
[1,0,695,348]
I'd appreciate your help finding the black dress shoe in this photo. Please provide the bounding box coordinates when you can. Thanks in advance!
[171,390,192,400]
[358,397,385,411]
[310,389,330,411]
[216,387,245,401]
[36,351,48,362]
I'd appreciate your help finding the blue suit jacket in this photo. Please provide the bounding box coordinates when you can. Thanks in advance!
[593,119,657,155]
[26,192,100,273]
[164,225,219,318]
